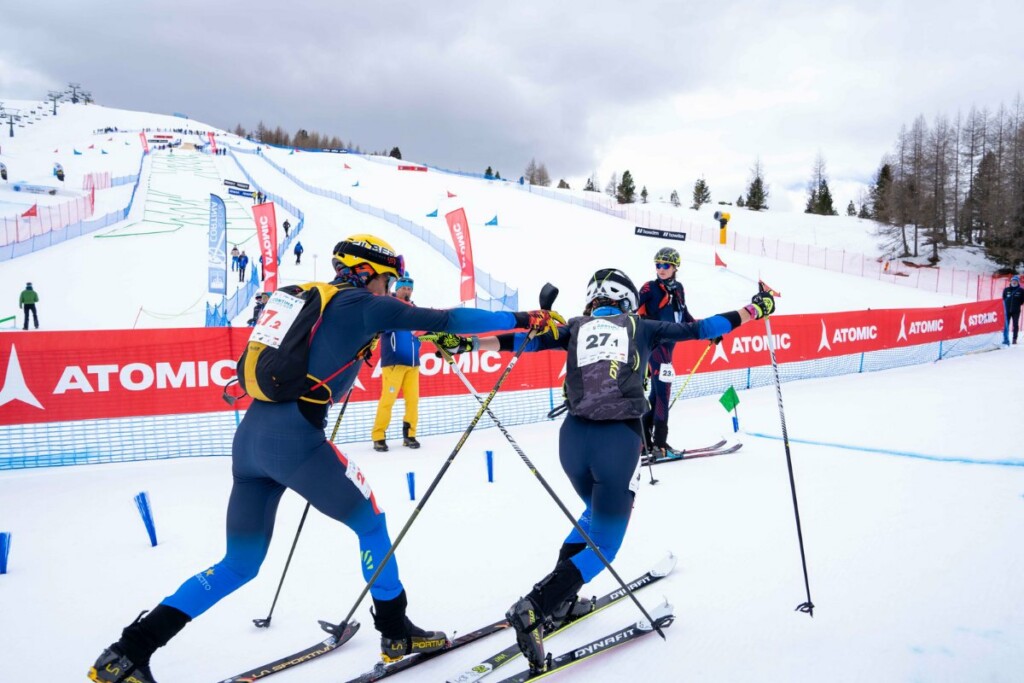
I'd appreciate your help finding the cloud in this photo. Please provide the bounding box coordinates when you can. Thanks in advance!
[1,0,1023,212]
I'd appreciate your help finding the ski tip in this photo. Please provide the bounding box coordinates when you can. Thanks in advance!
[652,551,678,577]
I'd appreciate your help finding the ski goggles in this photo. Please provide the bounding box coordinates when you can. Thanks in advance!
[655,262,675,270]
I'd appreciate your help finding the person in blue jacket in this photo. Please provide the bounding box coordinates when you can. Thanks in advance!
[1003,274,1023,344]
[294,240,304,265]
[237,250,249,282]
[636,247,694,456]
[429,267,774,674]
[372,274,422,451]
[88,234,564,683]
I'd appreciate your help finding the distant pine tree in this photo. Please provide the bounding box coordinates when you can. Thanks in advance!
[691,177,711,209]
[484,166,494,179]
[640,186,649,203]
[616,170,636,204]
[389,147,402,160]
[847,200,857,216]
[558,179,570,189]
[737,195,746,207]
[495,171,502,180]
[669,189,680,207]
[746,158,769,210]
[584,177,597,192]
[858,203,871,219]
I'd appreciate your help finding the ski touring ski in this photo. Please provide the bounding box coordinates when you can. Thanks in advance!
[642,441,742,466]
[493,600,675,682]
[343,619,511,683]
[446,552,677,683]
[216,620,360,682]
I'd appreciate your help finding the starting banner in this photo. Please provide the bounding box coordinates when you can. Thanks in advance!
[0,301,1003,426]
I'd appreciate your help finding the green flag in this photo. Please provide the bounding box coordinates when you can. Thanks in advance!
[719,386,740,412]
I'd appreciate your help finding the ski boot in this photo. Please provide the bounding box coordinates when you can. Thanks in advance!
[507,559,586,673]
[374,440,389,452]
[506,596,547,674]
[402,422,420,449]
[88,605,189,683]
[372,590,448,662]
[548,593,595,630]
[89,645,156,683]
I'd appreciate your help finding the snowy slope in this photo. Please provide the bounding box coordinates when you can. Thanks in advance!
[0,101,1021,683]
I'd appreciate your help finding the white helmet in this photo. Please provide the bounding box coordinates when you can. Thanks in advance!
[586,268,639,313]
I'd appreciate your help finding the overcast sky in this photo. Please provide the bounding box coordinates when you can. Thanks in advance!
[2,1,1022,211]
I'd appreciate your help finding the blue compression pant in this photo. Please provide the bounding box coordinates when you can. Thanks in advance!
[558,414,640,583]
[162,400,402,619]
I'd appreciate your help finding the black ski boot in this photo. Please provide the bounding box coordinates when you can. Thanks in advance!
[402,422,420,449]
[652,421,674,458]
[507,560,586,673]
[88,605,190,683]
[374,440,389,452]
[372,590,448,662]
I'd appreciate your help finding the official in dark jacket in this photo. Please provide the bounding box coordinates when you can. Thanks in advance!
[1003,275,1023,344]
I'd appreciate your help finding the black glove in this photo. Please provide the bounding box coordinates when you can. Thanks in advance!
[711,336,724,345]
[750,290,775,318]
[419,332,477,355]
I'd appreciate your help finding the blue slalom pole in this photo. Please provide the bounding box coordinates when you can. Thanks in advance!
[134,492,158,547]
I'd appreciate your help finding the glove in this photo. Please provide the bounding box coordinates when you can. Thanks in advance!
[711,336,723,345]
[419,332,477,355]
[747,290,776,319]
[513,310,566,339]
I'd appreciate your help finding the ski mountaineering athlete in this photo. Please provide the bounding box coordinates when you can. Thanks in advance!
[88,234,564,683]
[637,247,694,457]
[431,267,775,674]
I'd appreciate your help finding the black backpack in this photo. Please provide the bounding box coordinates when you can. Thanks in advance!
[234,282,360,405]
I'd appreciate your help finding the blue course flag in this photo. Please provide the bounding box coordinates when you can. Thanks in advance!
[486,450,494,483]
[484,215,498,226]
[134,492,158,547]
[0,532,11,574]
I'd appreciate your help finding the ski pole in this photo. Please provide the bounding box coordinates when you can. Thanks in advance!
[317,284,560,638]
[435,348,667,640]
[253,388,354,628]
[667,341,713,410]
[758,280,815,617]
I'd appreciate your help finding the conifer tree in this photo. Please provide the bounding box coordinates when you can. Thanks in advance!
[616,170,636,204]
[745,158,769,210]
[640,186,649,203]
[584,176,597,192]
[669,189,680,207]
[847,200,857,216]
[691,177,711,209]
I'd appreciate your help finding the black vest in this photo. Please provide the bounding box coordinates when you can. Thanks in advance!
[564,314,647,420]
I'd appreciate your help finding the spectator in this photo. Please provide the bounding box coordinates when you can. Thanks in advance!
[247,292,270,327]
[283,219,291,238]
[238,251,249,282]
[294,241,304,265]
[371,274,421,451]
[1003,275,1023,345]
[19,282,39,330]
[230,246,240,272]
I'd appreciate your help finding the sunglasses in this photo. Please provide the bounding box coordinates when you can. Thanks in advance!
[655,262,675,270]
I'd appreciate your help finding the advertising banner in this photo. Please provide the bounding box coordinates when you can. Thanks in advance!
[252,202,278,291]
[139,132,149,153]
[208,194,227,295]
[0,301,1002,427]
[445,208,476,302]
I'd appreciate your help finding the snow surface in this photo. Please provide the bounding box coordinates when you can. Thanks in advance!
[0,102,1022,682]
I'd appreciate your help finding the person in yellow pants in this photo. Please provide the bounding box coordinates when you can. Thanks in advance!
[372,274,421,451]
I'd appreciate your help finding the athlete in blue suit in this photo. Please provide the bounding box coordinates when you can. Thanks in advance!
[89,234,565,683]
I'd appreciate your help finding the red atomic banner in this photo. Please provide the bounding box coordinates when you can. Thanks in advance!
[139,132,149,153]
[208,132,218,154]
[252,202,279,291]
[445,208,477,302]
[0,301,1003,426]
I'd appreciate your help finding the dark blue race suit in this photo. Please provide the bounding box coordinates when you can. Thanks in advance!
[505,307,733,584]
[161,285,521,618]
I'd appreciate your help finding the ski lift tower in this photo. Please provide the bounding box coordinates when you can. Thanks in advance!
[47,90,63,116]
[0,105,22,138]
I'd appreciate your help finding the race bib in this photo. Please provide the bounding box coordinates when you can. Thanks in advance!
[659,364,676,382]
[345,460,373,500]
[249,291,304,348]
[576,319,629,367]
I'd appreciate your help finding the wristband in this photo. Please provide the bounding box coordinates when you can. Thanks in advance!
[743,304,759,319]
